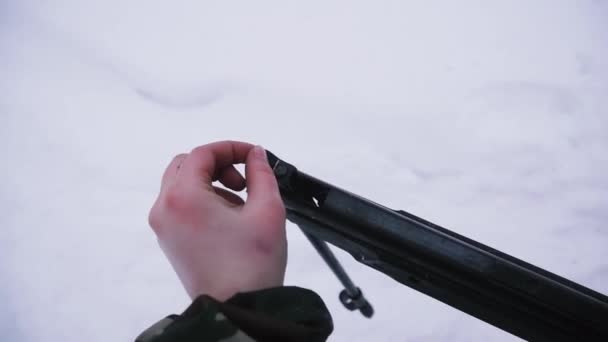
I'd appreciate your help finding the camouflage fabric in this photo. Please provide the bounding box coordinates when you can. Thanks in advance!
[136,286,333,342]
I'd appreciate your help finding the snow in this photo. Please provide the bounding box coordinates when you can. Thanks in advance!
[1,1,607,341]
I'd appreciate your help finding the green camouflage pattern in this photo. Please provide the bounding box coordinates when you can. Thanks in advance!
[136,286,333,342]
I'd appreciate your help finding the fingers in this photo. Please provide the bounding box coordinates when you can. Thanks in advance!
[216,165,246,191]
[161,153,188,188]
[213,186,245,206]
[167,142,283,218]
[244,146,283,210]
[180,141,254,186]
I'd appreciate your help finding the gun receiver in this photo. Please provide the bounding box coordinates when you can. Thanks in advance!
[266,150,608,341]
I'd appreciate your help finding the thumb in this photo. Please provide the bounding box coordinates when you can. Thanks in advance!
[245,145,282,209]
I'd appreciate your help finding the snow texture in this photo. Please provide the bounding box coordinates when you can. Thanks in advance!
[1,1,607,341]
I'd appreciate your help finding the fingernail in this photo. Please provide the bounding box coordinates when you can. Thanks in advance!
[254,145,268,162]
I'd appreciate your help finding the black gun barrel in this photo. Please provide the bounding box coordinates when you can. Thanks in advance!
[266,150,608,342]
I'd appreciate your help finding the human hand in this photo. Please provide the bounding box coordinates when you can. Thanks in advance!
[148,141,287,301]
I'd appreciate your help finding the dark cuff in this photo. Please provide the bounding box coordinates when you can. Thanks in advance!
[136,286,333,342]
[219,286,334,342]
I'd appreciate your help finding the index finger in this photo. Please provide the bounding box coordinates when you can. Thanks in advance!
[179,140,254,185]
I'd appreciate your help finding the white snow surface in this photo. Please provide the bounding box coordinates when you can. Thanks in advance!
[1,1,607,341]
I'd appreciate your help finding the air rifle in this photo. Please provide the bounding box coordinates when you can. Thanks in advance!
[265,151,608,341]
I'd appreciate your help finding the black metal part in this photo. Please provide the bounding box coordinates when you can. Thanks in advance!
[265,150,608,342]
[267,150,373,318]
[304,232,374,318]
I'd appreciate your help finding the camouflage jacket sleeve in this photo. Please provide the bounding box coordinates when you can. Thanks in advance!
[135,286,334,342]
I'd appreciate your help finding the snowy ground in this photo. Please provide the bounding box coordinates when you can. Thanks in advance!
[1,1,607,341]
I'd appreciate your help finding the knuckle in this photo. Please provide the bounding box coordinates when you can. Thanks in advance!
[162,185,194,214]
[148,202,164,234]
[189,145,208,157]
[148,207,159,230]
